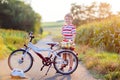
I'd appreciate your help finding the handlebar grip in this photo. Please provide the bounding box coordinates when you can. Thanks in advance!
[29,31,33,36]
[28,32,34,42]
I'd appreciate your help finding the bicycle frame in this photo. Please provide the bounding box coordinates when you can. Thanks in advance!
[23,42,64,63]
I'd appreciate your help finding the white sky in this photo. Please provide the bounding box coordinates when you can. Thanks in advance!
[29,0,120,22]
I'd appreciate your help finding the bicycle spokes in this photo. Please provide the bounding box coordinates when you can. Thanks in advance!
[54,51,78,75]
[8,49,33,73]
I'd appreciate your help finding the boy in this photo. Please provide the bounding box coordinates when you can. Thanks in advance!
[61,13,76,71]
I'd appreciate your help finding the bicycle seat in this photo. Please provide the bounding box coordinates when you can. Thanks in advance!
[46,42,59,47]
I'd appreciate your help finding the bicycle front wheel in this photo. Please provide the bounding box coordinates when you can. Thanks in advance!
[8,49,33,73]
[54,50,78,75]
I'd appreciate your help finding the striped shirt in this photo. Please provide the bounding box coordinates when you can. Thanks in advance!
[62,24,76,41]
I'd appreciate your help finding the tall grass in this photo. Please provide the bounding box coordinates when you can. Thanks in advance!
[76,16,120,53]
[0,29,28,59]
[0,29,27,50]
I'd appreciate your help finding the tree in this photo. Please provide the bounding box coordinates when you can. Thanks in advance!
[98,2,112,19]
[0,0,41,32]
[70,2,112,26]
[0,0,8,4]
[85,2,97,22]
[71,3,86,26]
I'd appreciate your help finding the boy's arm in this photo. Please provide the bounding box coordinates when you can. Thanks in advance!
[72,26,76,43]
[72,35,76,42]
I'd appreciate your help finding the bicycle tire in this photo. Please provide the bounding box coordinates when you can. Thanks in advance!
[8,49,33,73]
[53,50,78,75]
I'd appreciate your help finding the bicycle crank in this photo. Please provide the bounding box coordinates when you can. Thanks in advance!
[40,57,52,71]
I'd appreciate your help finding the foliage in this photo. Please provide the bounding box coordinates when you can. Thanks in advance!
[75,16,120,53]
[0,0,41,32]
[0,0,8,4]
[33,13,42,34]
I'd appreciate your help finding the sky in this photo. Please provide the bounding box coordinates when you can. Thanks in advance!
[28,0,120,22]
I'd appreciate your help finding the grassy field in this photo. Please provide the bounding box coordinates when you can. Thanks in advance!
[41,21,64,28]
[42,21,63,38]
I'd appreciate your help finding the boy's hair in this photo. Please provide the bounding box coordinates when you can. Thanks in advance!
[64,13,73,20]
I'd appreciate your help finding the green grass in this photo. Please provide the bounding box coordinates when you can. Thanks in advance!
[42,21,63,37]
[43,27,61,36]
[78,48,120,80]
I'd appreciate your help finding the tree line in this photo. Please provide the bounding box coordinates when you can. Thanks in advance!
[0,0,42,33]
[71,2,119,26]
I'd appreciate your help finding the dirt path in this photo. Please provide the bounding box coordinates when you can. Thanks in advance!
[0,36,99,80]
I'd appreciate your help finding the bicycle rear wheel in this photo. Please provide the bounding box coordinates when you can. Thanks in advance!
[54,50,78,75]
[8,49,33,73]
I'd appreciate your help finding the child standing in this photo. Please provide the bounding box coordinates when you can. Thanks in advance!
[61,13,76,71]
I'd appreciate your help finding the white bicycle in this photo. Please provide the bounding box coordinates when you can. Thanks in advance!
[8,32,78,75]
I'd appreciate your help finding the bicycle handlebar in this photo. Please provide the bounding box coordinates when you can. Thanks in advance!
[29,32,34,42]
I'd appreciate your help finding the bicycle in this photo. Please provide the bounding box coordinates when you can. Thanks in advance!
[8,32,78,75]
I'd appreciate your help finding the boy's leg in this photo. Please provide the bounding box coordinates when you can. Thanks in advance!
[61,53,67,66]
[68,54,73,70]
[59,53,67,71]
[62,53,67,61]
